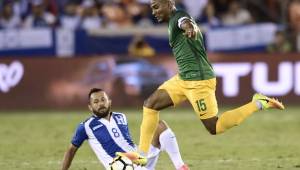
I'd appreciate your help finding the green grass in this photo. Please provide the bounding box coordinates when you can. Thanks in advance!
[0,107,300,170]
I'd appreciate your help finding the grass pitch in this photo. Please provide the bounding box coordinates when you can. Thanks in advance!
[0,107,300,170]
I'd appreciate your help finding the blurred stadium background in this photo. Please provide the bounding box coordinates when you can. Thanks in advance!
[0,0,300,169]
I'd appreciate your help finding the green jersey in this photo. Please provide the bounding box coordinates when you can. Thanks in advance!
[168,10,215,80]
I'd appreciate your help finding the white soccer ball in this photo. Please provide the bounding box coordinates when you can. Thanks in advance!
[110,156,134,170]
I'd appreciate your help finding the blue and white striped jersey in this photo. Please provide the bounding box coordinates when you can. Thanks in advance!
[71,112,136,169]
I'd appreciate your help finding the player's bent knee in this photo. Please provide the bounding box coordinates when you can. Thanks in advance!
[153,120,169,137]
[157,120,168,132]
[152,120,168,148]
[143,98,155,109]
[143,92,159,109]
[207,128,217,135]
[201,117,218,135]
[143,90,173,110]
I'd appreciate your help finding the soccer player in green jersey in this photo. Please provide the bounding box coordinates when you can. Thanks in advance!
[118,0,285,166]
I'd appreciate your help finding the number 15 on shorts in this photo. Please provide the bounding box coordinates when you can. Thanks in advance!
[196,99,207,112]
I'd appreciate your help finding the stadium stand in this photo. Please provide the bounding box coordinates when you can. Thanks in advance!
[0,0,299,55]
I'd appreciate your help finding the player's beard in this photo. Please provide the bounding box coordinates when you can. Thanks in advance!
[93,105,111,118]
[155,13,165,22]
[155,15,163,22]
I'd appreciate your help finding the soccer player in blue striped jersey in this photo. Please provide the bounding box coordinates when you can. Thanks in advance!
[61,88,189,170]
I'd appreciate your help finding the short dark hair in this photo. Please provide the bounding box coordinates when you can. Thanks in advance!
[88,88,104,100]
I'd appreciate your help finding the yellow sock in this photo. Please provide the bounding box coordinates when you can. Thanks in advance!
[216,102,259,134]
[139,107,159,153]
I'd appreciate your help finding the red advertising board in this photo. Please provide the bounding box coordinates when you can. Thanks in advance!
[0,53,299,110]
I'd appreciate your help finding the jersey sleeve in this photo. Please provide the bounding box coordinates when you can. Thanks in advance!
[71,123,88,148]
[173,11,193,30]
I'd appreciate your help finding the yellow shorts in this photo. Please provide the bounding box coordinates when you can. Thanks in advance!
[158,75,218,119]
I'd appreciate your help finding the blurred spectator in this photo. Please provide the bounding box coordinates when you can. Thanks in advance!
[198,1,220,27]
[8,0,29,20]
[80,0,102,30]
[244,0,281,23]
[0,0,296,41]
[267,30,292,53]
[0,1,21,29]
[222,0,253,26]
[56,0,72,14]
[212,0,230,18]
[59,2,81,29]
[136,3,153,27]
[264,0,281,22]
[288,0,300,52]
[102,3,132,29]
[128,35,155,58]
[174,0,186,11]
[43,0,58,16]
[182,0,207,20]
[23,0,56,28]
[127,2,153,27]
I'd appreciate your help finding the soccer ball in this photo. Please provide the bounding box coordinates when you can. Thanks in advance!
[110,156,134,170]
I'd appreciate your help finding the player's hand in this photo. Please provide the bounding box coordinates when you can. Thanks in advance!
[183,27,197,39]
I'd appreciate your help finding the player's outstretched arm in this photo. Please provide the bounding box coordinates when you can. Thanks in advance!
[180,19,198,39]
[61,144,78,170]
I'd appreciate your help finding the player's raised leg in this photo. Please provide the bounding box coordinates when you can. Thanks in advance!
[200,93,285,135]
[139,89,174,153]
[215,93,284,134]
[139,75,187,154]
[215,101,261,134]
[187,78,285,134]
[117,90,174,166]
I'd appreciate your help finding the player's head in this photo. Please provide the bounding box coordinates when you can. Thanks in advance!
[150,0,176,22]
[88,88,112,118]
